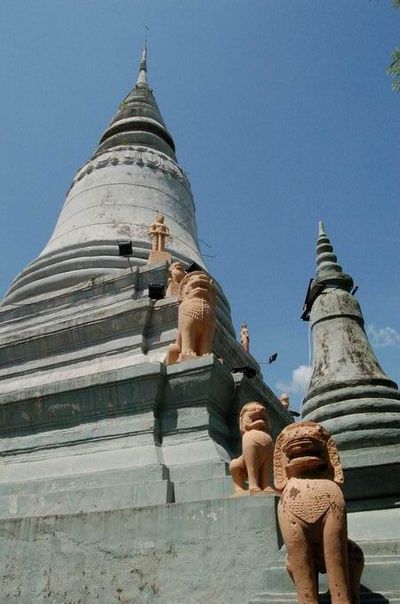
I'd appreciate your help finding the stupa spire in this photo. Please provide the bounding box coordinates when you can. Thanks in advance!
[95,44,176,158]
[315,221,353,291]
[136,43,148,86]
[302,221,400,452]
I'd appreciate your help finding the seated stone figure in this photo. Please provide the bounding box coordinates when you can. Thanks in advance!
[274,421,364,604]
[229,402,275,495]
[165,261,185,297]
[165,271,216,365]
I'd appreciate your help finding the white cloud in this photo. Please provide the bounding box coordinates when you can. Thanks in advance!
[277,364,312,396]
[367,324,400,348]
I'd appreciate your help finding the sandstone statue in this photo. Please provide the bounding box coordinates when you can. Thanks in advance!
[229,402,275,495]
[149,213,169,251]
[166,261,185,297]
[165,271,216,365]
[274,421,364,604]
[278,393,289,409]
[240,322,250,352]
[147,213,172,264]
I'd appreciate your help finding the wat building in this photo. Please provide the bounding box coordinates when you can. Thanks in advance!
[0,49,399,603]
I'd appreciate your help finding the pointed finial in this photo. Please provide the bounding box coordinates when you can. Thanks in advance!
[315,222,353,290]
[137,32,148,86]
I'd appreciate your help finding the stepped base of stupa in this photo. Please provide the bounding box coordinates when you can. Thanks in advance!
[0,262,289,515]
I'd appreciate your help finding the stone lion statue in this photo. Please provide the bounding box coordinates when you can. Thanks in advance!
[274,421,364,604]
[165,271,216,365]
[229,402,275,495]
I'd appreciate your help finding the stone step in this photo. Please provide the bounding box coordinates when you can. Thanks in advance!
[249,593,399,604]
[0,463,169,497]
[168,459,230,482]
[174,475,239,503]
[0,461,235,514]
[248,596,296,604]
[0,479,173,519]
[248,595,339,604]
[250,552,400,604]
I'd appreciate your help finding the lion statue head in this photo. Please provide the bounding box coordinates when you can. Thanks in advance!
[273,421,343,491]
[239,402,270,434]
[169,261,185,283]
[178,271,216,305]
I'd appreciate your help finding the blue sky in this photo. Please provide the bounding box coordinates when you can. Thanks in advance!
[0,1,399,410]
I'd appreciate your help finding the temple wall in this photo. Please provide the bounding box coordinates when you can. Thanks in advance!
[0,497,278,604]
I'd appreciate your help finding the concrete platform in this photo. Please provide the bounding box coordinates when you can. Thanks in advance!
[0,496,398,604]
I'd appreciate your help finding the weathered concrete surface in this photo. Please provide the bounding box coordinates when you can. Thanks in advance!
[0,496,280,604]
[303,287,400,451]
[341,444,400,503]
[0,497,398,604]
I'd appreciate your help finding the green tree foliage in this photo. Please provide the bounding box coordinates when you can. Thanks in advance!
[388,0,400,90]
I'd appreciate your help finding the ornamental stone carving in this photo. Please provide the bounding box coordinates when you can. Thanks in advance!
[149,214,169,252]
[229,402,275,495]
[239,323,250,353]
[278,393,289,409]
[165,271,216,365]
[274,421,364,604]
[147,214,172,265]
[70,146,191,194]
[166,261,185,297]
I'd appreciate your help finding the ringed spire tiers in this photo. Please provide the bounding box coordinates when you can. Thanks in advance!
[4,47,203,304]
[97,45,176,158]
[302,222,400,451]
[314,221,353,291]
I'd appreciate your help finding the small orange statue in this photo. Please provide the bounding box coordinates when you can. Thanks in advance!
[147,213,172,264]
[274,421,364,604]
[149,213,169,251]
[239,322,250,352]
[165,271,216,365]
[229,402,275,495]
[278,393,289,409]
[165,261,185,297]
